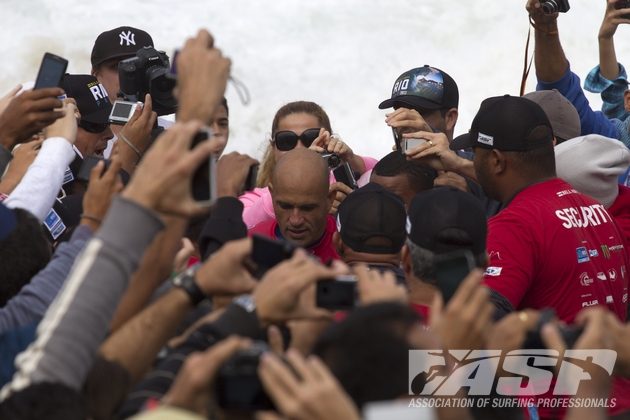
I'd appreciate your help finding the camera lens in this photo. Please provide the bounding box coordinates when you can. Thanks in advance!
[328,155,340,168]
[541,0,558,14]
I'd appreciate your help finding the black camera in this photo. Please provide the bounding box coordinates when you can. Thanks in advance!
[216,341,274,411]
[118,46,177,116]
[541,0,570,14]
[321,152,341,169]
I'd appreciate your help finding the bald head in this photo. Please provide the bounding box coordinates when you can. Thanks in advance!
[270,149,334,247]
[272,149,329,196]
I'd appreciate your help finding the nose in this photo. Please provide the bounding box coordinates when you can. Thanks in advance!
[289,209,304,226]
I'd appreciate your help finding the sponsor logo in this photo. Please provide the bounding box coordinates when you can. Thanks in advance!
[488,251,502,261]
[601,245,611,259]
[580,272,594,286]
[576,247,590,263]
[556,189,578,198]
[555,205,612,229]
[582,300,599,307]
[597,272,607,281]
[589,249,599,258]
[606,296,614,304]
[610,244,625,252]
[622,266,627,279]
[485,267,503,277]
[409,349,616,396]
[608,269,617,281]
[623,293,628,304]
[477,133,494,146]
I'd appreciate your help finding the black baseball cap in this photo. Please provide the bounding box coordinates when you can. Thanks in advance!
[451,95,553,151]
[91,26,154,68]
[406,187,487,256]
[61,74,112,124]
[337,183,407,254]
[379,65,459,111]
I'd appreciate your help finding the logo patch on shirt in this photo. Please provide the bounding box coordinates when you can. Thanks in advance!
[43,208,66,240]
[485,266,502,276]
[608,269,617,281]
[597,272,607,281]
[588,249,599,258]
[601,245,611,259]
[576,247,590,263]
[579,272,593,287]
[477,133,493,146]
[606,296,614,304]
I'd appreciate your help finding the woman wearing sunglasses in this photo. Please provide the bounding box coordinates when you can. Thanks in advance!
[240,101,377,229]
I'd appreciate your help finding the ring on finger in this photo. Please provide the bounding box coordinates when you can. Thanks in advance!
[428,140,434,147]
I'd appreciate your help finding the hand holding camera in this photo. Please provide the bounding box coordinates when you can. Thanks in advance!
[116,94,157,172]
[527,0,568,25]
[600,0,630,40]
[216,152,260,197]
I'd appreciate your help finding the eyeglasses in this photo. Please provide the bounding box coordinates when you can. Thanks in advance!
[272,128,321,151]
[79,120,109,134]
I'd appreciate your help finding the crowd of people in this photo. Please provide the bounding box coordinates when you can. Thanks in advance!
[3,1,630,419]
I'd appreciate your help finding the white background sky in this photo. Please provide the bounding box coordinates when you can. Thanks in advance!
[1,0,628,160]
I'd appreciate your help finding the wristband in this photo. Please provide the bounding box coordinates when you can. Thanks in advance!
[172,264,206,305]
[80,213,102,224]
[119,132,142,160]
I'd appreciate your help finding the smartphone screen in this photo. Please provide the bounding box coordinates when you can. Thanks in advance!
[432,250,476,303]
[34,53,68,89]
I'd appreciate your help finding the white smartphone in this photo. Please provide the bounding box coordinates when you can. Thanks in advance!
[109,100,139,125]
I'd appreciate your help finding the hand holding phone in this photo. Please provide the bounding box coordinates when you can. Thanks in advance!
[190,129,217,205]
[402,138,427,154]
[34,53,68,90]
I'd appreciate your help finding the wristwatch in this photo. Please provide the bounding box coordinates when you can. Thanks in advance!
[233,294,257,313]
[172,264,206,305]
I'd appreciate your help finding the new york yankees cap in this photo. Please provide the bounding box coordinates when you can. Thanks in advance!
[61,74,112,124]
[379,65,459,111]
[91,26,154,68]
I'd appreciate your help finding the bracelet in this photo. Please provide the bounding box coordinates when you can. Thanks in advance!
[528,16,558,36]
[118,132,142,160]
[80,213,102,224]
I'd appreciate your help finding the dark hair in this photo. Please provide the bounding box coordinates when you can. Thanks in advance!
[504,137,556,178]
[0,209,52,306]
[373,151,437,192]
[0,382,86,420]
[312,303,419,408]
[271,101,332,134]
[221,97,229,116]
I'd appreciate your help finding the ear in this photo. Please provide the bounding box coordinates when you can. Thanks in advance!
[91,67,98,77]
[332,231,344,256]
[491,150,507,175]
[444,108,459,133]
[624,90,630,113]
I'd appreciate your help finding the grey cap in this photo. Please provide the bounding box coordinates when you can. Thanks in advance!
[523,89,581,142]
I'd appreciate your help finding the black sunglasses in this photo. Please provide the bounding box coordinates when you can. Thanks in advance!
[79,120,109,134]
[273,128,321,151]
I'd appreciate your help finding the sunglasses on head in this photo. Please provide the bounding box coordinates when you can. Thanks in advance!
[79,120,109,134]
[272,128,321,151]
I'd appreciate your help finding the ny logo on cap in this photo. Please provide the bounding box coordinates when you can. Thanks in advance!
[119,30,136,47]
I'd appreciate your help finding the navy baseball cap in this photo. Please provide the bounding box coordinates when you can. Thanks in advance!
[451,95,553,152]
[61,74,112,125]
[379,65,459,111]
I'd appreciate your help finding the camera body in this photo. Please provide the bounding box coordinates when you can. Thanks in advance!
[216,341,274,411]
[118,46,177,116]
[541,0,570,14]
[316,275,358,310]
[109,100,139,125]
[402,138,427,154]
[321,152,342,169]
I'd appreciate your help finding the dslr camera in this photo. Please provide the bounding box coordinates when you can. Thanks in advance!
[117,46,177,116]
[216,341,274,411]
[321,152,341,169]
[541,0,570,14]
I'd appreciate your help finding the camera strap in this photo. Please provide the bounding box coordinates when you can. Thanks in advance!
[520,24,535,97]
[229,76,251,106]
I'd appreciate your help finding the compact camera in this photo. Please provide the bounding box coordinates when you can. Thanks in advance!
[321,152,342,169]
[118,46,177,115]
[108,100,139,125]
[541,0,570,14]
[316,275,358,310]
[401,138,427,154]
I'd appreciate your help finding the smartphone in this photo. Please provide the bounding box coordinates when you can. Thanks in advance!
[432,250,476,304]
[251,234,296,278]
[109,100,139,125]
[191,130,217,205]
[616,0,630,19]
[34,53,68,89]
[244,164,259,192]
[333,162,358,190]
[77,156,110,182]
[316,275,357,310]
[402,138,427,154]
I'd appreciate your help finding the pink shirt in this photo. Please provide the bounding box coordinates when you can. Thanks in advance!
[239,156,377,229]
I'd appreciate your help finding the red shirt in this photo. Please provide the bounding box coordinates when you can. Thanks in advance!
[484,179,630,418]
[248,215,340,263]
[608,185,630,246]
